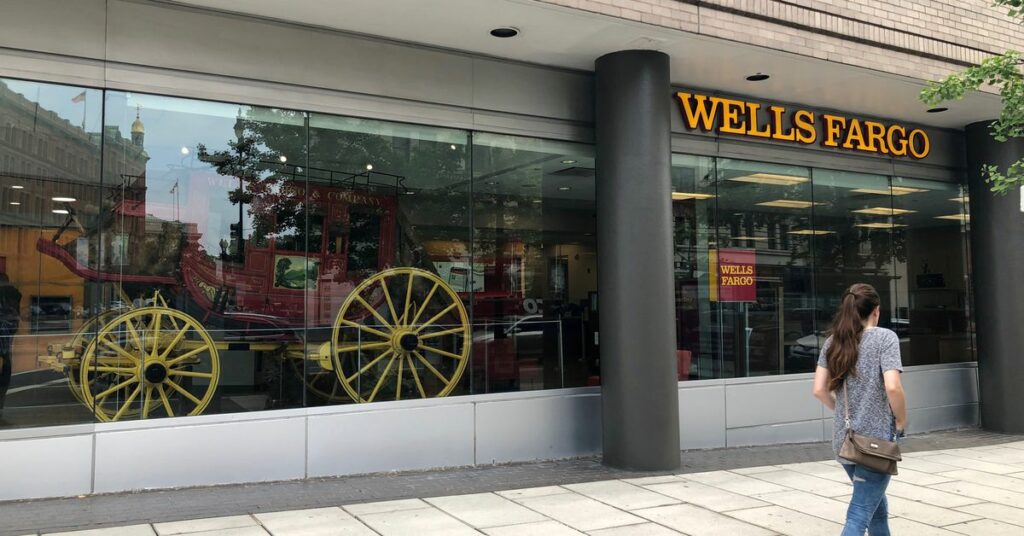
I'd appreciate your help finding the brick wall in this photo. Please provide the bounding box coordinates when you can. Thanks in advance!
[534,0,1024,81]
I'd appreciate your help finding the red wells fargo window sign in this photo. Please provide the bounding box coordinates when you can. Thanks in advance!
[709,249,756,302]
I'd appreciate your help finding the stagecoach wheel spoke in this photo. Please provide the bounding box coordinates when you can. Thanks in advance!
[408,282,440,327]
[418,344,466,361]
[379,277,400,327]
[100,336,140,364]
[367,354,398,403]
[353,294,393,330]
[418,327,465,340]
[168,369,214,379]
[124,321,144,354]
[335,341,390,353]
[159,325,190,361]
[407,354,427,398]
[81,307,219,422]
[112,385,142,421]
[415,303,459,334]
[395,357,404,401]
[157,384,174,417]
[401,273,416,326]
[94,377,137,401]
[339,319,391,340]
[344,349,393,384]
[164,378,203,406]
[142,385,154,419]
[413,351,451,386]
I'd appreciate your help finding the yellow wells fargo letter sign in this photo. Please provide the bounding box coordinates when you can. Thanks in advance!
[675,92,930,159]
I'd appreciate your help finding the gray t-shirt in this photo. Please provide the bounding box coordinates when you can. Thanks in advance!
[817,327,903,463]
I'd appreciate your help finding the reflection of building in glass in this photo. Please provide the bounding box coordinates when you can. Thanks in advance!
[0,81,147,323]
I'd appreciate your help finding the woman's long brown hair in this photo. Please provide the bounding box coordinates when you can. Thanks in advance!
[826,283,881,392]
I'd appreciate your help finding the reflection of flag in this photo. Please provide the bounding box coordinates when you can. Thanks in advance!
[71,91,86,103]
[170,181,178,194]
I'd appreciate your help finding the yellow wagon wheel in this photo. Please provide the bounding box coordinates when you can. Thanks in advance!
[80,307,220,421]
[65,309,125,405]
[331,267,470,403]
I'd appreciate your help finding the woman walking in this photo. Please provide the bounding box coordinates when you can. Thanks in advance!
[813,283,907,536]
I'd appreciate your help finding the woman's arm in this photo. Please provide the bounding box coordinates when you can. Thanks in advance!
[812,365,835,411]
[884,370,907,433]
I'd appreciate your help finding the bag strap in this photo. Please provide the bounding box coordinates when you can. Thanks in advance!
[843,379,852,430]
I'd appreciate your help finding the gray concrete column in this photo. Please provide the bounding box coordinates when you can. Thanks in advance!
[595,50,680,470]
[965,121,1024,433]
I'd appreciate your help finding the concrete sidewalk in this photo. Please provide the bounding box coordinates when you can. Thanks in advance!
[3,430,1023,536]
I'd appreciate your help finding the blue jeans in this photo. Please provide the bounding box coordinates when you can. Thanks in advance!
[841,463,891,535]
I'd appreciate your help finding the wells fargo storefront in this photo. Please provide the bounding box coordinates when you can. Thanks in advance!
[0,2,1011,501]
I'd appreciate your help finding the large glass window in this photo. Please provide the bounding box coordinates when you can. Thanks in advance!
[891,178,973,365]
[471,134,598,392]
[671,154,975,380]
[715,159,815,377]
[0,78,103,427]
[671,155,719,380]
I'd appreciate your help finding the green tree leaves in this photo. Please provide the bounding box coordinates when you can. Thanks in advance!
[920,1,1023,194]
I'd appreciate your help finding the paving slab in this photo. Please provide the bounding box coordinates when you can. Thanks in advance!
[745,469,852,497]
[954,502,1024,527]
[45,528,157,536]
[641,479,768,512]
[355,507,480,536]
[562,480,679,511]
[633,503,775,536]
[153,516,257,536]
[512,491,644,532]
[929,480,1024,508]
[885,518,963,535]
[253,507,376,536]
[685,470,791,495]
[481,521,584,536]
[752,489,848,523]
[725,505,843,536]
[944,518,1024,535]
[586,522,682,535]
[425,493,547,529]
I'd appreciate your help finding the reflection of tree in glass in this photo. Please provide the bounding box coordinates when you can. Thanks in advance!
[197,111,305,260]
[274,257,291,288]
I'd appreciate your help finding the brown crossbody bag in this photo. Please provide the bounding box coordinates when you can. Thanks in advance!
[838,380,901,475]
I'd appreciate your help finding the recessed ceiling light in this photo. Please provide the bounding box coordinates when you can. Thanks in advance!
[9,202,20,206]
[558,186,571,191]
[365,164,373,171]
[851,186,929,196]
[561,159,577,165]
[787,229,836,235]
[450,144,457,150]
[672,192,715,200]
[405,190,416,195]
[852,207,916,215]
[746,73,770,82]
[490,27,519,38]
[180,146,190,155]
[936,214,969,221]
[532,199,542,204]
[757,199,822,209]
[11,185,24,190]
[729,173,809,186]
[950,196,970,203]
[855,222,907,229]
[927,107,948,113]
[52,209,69,215]
[52,196,77,203]
[732,236,769,241]
[279,155,287,163]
